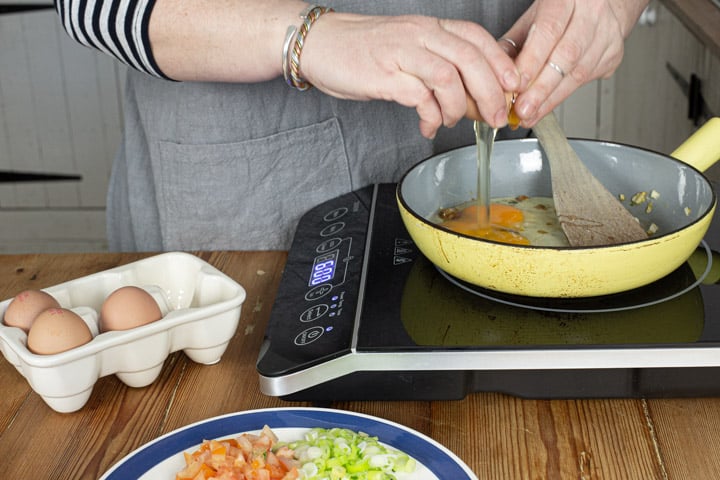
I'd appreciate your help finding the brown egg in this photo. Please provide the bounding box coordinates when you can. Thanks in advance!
[100,286,163,332]
[27,308,93,354]
[3,290,61,332]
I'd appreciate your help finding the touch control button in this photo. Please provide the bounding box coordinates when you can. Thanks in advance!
[317,237,342,253]
[300,304,329,322]
[324,207,348,222]
[305,284,332,301]
[320,222,345,237]
[294,326,325,346]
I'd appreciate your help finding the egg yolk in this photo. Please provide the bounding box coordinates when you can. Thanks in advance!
[441,203,530,245]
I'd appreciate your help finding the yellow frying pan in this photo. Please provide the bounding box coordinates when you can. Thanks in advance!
[397,118,720,297]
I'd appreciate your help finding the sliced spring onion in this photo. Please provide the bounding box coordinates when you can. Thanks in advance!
[276,427,417,480]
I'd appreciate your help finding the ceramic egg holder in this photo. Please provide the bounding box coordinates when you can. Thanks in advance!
[0,252,246,413]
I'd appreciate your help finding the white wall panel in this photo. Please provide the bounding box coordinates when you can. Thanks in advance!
[23,10,80,208]
[0,11,45,208]
[0,9,123,208]
[0,8,124,252]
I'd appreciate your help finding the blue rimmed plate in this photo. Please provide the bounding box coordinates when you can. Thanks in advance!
[100,407,477,479]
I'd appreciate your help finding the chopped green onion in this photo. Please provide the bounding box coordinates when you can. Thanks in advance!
[276,427,417,480]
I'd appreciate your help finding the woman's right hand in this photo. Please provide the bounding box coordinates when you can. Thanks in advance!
[149,1,519,139]
[300,13,521,138]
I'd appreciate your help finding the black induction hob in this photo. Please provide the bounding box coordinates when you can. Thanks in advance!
[256,183,720,400]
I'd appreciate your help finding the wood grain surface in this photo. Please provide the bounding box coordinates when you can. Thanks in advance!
[2,252,720,479]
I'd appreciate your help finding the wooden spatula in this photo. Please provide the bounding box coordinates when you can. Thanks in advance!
[533,112,648,247]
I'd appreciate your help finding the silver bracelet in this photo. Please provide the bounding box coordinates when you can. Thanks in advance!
[282,24,299,87]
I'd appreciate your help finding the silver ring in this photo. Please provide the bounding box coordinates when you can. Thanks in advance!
[547,61,566,78]
[499,37,518,51]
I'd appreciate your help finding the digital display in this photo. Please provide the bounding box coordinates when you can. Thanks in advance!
[309,250,339,286]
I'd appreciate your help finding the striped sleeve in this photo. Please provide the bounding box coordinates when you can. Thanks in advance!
[54,0,170,79]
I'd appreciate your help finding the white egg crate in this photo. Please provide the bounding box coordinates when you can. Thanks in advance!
[0,252,246,413]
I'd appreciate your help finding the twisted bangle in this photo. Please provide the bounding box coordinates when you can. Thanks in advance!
[282,4,333,91]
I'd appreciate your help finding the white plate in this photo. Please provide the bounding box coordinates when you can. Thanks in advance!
[100,407,477,480]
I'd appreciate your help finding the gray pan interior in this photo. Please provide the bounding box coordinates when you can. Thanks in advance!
[399,138,716,238]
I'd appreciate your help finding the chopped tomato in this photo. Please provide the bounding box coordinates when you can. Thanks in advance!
[176,426,299,480]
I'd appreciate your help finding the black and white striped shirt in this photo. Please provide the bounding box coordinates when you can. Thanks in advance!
[54,0,168,78]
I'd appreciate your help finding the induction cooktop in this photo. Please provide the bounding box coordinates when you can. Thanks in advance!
[257,183,720,400]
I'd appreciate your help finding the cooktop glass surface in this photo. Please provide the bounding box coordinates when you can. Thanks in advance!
[355,184,720,350]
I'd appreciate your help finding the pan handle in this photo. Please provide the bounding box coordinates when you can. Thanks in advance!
[671,117,720,172]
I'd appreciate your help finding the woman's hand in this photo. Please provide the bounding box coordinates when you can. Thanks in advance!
[502,0,649,127]
[149,1,520,139]
[301,13,521,138]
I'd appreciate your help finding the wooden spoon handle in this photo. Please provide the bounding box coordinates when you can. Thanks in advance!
[533,112,648,246]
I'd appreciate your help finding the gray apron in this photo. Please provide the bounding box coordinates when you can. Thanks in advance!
[108,0,532,251]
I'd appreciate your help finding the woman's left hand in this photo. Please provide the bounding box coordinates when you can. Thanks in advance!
[502,0,650,127]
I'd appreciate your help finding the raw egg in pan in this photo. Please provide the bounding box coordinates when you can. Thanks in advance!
[438,196,570,247]
[439,203,530,245]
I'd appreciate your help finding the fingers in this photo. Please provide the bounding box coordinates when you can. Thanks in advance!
[521,33,622,125]
[505,0,632,127]
[300,14,520,138]
[513,0,575,92]
[414,19,519,129]
[514,4,594,124]
[380,17,521,136]
[390,73,446,139]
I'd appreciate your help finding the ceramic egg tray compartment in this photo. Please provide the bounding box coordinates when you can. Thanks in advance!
[0,252,246,413]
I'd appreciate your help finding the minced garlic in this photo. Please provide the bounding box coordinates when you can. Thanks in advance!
[631,191,647,205]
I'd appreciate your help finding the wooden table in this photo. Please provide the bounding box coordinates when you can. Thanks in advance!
[2,251,720,479]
